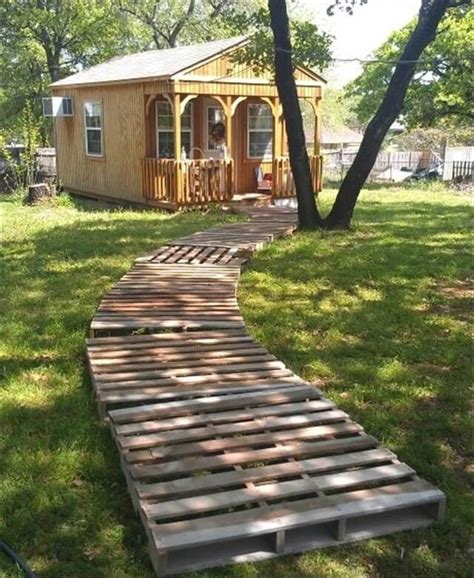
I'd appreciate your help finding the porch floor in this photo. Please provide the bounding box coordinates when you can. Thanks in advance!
[86,206,444,576]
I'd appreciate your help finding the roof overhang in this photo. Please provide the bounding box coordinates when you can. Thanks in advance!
[50,35,326,90]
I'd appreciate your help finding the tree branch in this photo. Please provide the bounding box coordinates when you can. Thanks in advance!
[208,0,231,18]
[448,0,470,7]
[169,0,196,47]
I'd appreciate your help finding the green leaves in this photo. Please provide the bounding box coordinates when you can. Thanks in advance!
[233,7,333,75]
[346,5,474,129]
[0,0,138,137]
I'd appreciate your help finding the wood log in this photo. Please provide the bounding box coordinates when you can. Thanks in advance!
[27,183,52,204]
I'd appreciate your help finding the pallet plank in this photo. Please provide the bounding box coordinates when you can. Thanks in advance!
[84,205,444,576]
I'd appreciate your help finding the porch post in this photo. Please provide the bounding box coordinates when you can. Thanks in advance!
[173,93,182,159]
[281,118,287,156]
[314,98,321,156]
[272,97,283,159]
[172,93,182,204]
[225,96,233,158]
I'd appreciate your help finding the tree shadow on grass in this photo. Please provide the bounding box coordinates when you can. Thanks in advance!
[1,195,471,577]
[0,206,240,577]
[238,198,472,577]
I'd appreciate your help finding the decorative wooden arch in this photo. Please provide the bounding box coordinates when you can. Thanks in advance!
[230,96,247,116]
[303,97,321,155]
[161,93,174,111]
[180,94,198,115]
[145,94,155,116]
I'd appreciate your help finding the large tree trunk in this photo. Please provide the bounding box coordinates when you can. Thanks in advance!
[268,0,455,230]
[325,0,453,228]
[268,0,324,229]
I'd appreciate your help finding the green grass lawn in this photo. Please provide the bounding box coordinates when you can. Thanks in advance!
[1,187,472,577]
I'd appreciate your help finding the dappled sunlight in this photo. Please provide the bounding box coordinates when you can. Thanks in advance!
[1,189,471,577]
[0,196,239,577]
[239,189,472,577]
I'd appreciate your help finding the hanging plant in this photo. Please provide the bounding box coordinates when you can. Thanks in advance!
[209,121,225,145]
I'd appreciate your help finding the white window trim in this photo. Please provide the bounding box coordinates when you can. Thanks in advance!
[206,105,224,152]
[247,103,273,160]
[155,100,193,159]
[84,101,103,158]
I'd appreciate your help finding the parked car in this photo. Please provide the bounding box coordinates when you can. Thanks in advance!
[406,162,444,181]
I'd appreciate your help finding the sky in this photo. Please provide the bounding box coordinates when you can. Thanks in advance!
[299,0,421,86]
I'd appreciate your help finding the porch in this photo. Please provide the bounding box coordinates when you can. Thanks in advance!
[142,155,323,208]
[141,92,322,209]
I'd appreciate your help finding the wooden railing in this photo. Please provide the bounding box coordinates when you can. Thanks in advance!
[272,155,323,198]
[142,158,234,207]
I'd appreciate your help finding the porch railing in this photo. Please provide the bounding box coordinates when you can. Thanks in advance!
[272,155,323,198]
[142,158,233,207]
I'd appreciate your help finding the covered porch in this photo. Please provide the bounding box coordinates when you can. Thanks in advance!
[142,92,323,209]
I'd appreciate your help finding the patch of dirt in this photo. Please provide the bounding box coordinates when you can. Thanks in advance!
[437,280,474,300]
[413,362,452,376]
[428,280,473,322]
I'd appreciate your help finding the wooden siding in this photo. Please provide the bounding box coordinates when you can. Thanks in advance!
[182,51,322,84]
[164,81,320,99]
[53,83,146,203]
[52,47,322,205]
[144,75,322,98]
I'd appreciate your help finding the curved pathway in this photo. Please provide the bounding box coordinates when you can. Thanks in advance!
[86,206,444,576]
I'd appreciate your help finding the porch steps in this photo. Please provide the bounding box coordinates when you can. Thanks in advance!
[86,206,445,575]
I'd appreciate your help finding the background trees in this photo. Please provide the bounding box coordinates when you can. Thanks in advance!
[116,0,263,50]
[0,0,331,141]
[0,0,135,136]
[347,5,473,129]
[269,0,471,229]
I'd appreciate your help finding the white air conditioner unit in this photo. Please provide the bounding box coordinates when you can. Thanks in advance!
[42,96,74,117]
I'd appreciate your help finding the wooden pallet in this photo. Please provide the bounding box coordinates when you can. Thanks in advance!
[136,245,248,266]
[85,206,445,576]
[168,221,297,250]
[86,331,305,418]
[108,385,445,576]
[90,263,243,337]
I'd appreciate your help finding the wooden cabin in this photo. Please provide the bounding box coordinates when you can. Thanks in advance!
[49,36,324,209]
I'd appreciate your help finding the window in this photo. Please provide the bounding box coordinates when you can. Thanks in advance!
[207,106,224,151]
[84,101,102,156]
[156,101,192,158]
[247,103,273,159]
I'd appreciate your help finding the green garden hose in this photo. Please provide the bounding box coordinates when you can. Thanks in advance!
[0,539,36,578]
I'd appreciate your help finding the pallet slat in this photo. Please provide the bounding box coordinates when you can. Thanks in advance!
[85,205,445,576]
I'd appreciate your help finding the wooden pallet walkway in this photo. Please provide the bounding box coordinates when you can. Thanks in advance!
[86,206,445,576]
[90,264,243,336]
[86,330,305,418]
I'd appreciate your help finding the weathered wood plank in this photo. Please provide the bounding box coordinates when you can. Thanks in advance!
[109,385,318,423]
[142,464,415,521]
[129,435,379,478]
[85,205,444,577]
[136,448,395,499]
[152,480,444,551]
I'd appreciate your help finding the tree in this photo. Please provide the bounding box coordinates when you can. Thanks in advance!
[269,1,325,227]
[268,0,470,230]
[0,0,132,83]
[117,0,266,50]
[346,6,474,129]
[234,6,332,74]
[0,0,136,138]
[320,88,364,134]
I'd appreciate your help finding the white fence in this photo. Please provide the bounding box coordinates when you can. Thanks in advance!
[323,149,439,183]
[323,146,474,184]
[443,146,474,181]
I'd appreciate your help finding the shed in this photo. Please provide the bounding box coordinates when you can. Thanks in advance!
[49,36,325,209]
